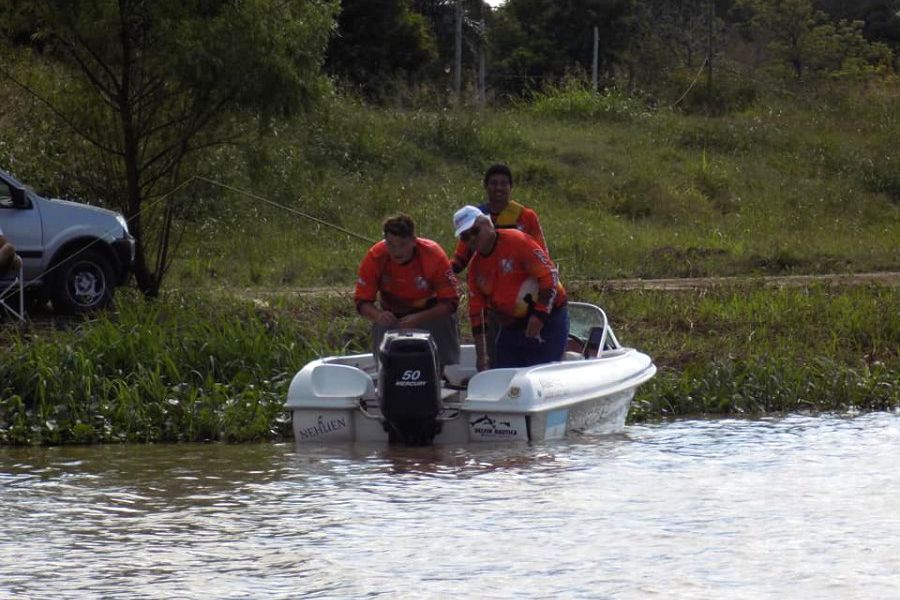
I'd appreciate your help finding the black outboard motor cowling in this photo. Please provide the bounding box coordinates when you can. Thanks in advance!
[377,330,442,445]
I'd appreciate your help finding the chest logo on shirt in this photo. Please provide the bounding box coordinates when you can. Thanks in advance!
[415,276,429,290]
[500,258,514,274]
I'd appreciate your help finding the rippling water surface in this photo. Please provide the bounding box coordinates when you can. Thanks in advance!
[2,412,900,599]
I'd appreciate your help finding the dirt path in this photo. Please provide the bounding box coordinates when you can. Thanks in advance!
[569,271,900,291]
[233,271,900,298]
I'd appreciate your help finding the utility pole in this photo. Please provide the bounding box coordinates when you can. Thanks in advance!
[454,0,463,105]
[478,4,486,108]
[478,38,486,107]
[706,0,714,97]
[592,26,599,92]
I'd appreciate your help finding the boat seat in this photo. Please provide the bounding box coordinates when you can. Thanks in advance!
[0,265,25,322]
[583,326,607,359]
[443,363,477,388]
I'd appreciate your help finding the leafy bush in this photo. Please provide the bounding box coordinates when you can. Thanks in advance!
[0,292,367,445]
[526,79,650,122]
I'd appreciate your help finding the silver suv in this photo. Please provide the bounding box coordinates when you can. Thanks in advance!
[0,168,134,313]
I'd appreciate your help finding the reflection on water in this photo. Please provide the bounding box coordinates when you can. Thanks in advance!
[2,413,900,599]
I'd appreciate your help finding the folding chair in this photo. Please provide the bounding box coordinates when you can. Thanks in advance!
[0,264,25,322]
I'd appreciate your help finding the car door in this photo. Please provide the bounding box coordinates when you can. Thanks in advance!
[0,179,44,282]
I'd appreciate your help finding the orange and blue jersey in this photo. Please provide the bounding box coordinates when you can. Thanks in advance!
[452,200,547,273]
[467,229,566,331]
[355,237,460,316]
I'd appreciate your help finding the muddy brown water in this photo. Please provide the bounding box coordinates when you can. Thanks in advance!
[2,412,899,598]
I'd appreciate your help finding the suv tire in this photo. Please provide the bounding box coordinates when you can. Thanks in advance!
[51,249,114,313]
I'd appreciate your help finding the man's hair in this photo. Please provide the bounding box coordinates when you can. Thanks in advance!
[382,213,416,238]
[483,163,513,187]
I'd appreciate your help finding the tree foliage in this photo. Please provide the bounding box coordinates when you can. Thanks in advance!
[733,0,895,78]
[412,0,491,82]
[815,0,900,49]
[326,0,437,97]
[487,0,634,94]
[0,0,338,295]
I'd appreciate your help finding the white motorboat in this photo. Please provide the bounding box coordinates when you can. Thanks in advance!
[284,302,656,445]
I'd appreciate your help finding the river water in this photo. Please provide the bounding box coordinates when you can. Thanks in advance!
[2,412,899,599]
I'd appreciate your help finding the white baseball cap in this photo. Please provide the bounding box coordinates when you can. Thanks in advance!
[453,205,484,238]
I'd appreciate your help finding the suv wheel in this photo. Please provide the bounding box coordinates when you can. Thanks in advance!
[51,249,114,313]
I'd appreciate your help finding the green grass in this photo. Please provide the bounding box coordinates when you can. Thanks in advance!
[568,282,900,420]
[2,76,899,445]
[0,290,369,445]
[144,81,899,290]
[1,284,897,445]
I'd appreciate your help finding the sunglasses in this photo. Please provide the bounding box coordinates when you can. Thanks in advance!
[460,225,480,242]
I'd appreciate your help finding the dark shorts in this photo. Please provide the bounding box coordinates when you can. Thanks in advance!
[494,306,569,369]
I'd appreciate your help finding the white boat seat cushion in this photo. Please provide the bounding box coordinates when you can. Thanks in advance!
[443,363,477,388]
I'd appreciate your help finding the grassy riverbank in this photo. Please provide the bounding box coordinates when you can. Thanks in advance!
[166,85,899,288]
[1,283,897,445]
[2,80,899,445]
[4,82,899,288]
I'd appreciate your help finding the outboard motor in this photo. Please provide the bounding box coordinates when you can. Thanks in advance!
[377,330,442,446]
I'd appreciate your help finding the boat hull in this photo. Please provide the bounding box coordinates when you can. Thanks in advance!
[285,345,655,445]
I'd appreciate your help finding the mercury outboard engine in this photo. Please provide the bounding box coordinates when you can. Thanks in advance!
[377,330,442,446]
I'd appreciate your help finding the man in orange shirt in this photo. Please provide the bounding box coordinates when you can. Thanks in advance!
[355,214,461,367]
[450,164,548,274]
[452,205,568,371]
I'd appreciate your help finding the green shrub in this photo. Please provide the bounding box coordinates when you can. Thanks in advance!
[527,79,650,122]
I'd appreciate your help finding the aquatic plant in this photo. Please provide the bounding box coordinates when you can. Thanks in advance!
[0,291,368,445]
[1,283,897,445]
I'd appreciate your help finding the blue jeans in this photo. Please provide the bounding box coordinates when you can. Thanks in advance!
[494,306,569,369]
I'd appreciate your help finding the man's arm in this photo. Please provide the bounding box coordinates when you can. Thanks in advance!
[354,246,396,326]
[521,208,549,254]
[0,236,21,274]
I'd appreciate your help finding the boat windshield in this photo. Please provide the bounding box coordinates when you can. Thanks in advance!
[568,302,606,341]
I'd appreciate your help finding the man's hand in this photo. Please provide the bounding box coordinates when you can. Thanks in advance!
[0,238,19,274]
[396,312,422,329]
[525,314,545,339]
[375,310,398,327]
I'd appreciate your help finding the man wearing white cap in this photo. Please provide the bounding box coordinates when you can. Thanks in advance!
[449,164,547,274]
[453,205,568,371]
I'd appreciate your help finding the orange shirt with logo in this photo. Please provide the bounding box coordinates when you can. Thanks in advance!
[355,238,459,316]
[467,229,566,330]
[452,201,547,272]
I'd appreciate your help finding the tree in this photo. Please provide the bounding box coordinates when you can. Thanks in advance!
[488,0,634,95]
[0,0,338,296]
[412,0,491,91]
[734,0,895,79]
[326,0,437,97]
[815,0,900,48]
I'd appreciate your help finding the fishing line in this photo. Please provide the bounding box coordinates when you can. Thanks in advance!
[1,175,377,306]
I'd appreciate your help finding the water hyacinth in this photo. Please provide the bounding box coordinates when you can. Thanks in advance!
[0,291,367,445]
[1,284,898,445]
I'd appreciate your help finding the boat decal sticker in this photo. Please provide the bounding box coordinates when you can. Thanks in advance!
[395,369,427,387]
[469,414,527,441]
[545,409,568,439]
[297,415,348,440]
